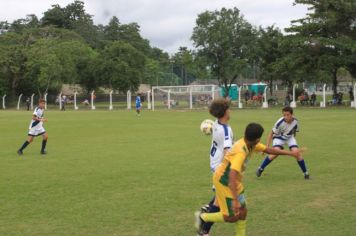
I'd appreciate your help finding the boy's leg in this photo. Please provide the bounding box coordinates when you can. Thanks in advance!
[235,193,247,236]
[41,132,48,154]
[291,146,309,179]
[18,136,34,154]
[289,137,309,179]
[201,196,220,234]
[256,143,283,177]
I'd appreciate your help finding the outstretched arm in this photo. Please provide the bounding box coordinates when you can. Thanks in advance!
[264,147,299,158]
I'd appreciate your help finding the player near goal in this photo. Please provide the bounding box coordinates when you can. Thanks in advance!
[195,123,301,236]
[17,99,48,155]
[256,106,310,179]
[136,94,142,116]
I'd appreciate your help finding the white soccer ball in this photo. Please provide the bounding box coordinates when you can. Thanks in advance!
[200,119,214,135]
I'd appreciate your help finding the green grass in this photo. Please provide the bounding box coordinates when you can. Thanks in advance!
[0,108,355,236]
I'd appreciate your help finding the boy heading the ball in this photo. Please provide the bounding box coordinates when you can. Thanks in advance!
[195,123,301,236]
[199,98,234,236]
[256,106,310,179]
[17,99,49,155]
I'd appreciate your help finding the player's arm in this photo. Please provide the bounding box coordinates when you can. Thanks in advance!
[264,147,299,158]
[32,115,47,122]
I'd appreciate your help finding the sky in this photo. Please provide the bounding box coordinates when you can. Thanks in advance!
[0,0,309,54]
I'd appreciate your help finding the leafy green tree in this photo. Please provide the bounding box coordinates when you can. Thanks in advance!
[99,42,146,92]
[286,0,356,93]
[258,26,284,94]
[192,7,257,96]
[172,47,195,85]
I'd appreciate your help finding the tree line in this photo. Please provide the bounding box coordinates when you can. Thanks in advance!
[0,0,355,98]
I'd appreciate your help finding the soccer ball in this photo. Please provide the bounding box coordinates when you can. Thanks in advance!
[200,119,214,135]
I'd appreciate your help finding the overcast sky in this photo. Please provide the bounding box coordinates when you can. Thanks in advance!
[0,0,309,54]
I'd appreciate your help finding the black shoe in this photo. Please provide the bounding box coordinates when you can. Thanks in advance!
[17,150,23,156]
[201,204,210,213]
[304,174,310,180]
[194,211,206,236]
[40,150,47,155]
[256,167,263,177]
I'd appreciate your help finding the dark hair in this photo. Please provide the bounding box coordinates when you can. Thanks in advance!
[209,98,230,119]
[245,123,264,142]
[39,99,46,103]
[282,106,293,114]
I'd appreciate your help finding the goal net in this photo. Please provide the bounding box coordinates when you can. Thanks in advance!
[151,85,221,110]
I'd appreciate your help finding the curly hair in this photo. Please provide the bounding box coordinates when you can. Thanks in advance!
[209,98,230,119]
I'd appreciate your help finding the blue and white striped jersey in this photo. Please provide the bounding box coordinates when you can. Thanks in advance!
[272,117,299,140]
[210,120,233,172]
[29,107,44,129]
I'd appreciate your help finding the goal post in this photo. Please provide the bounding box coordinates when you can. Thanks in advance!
[151,85,221,110]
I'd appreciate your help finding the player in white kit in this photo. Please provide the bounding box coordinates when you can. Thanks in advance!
[17,99,49,155]
[256,106,310,179]
[198,98,234,236]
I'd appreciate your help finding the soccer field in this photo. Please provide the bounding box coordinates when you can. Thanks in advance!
[0,108,355,236]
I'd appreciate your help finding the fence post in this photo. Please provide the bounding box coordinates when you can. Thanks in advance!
[352,83,356,108]
[74,91,79,110]
[238,86,243,109]
[290,84,298,108]
[91,90,96,110]
[320,84,326,108]
[189,86,193,109]
[2,94,6,109]
[152,88,155,111]
[147,90,151,109]
[127,90,131,110]
[168,90,171,109]
[44,93,48,110]
[17,94,23,110]
[59,92,62,110]
[262,86,268,108]
[109,90,113,110]
[30,93,35,110]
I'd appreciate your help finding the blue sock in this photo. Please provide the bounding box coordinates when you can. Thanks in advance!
[260,156,272,170]
[297,160,308,174]
[202,204,220,233]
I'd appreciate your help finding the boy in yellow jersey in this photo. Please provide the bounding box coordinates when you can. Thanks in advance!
[195,123,301,236]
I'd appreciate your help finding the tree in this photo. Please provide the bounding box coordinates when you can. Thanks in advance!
[258,26,284,95]
[286,0,356,94]
[172,47,194,85]
[192,7,257,96]
[99,42,146,93]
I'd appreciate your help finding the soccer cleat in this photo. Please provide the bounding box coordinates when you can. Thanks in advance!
[256,167,263,177]
[200,204,210,213]
[17,150,23,156]
[40,150,47,155]
[194,211,205,236]
[304,173,310,180]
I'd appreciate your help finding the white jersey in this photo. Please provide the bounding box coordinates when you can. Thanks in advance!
[209,120,233,172]
[272,117,299,141]
[28,107,45,136]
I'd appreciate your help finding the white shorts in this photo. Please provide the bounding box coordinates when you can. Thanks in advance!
[28,126,46,136]
[272,136,298,150]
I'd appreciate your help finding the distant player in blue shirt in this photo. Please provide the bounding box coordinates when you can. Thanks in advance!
[136,94,142,116]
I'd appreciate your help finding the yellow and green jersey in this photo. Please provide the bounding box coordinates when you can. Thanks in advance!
[214,138,266,194]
